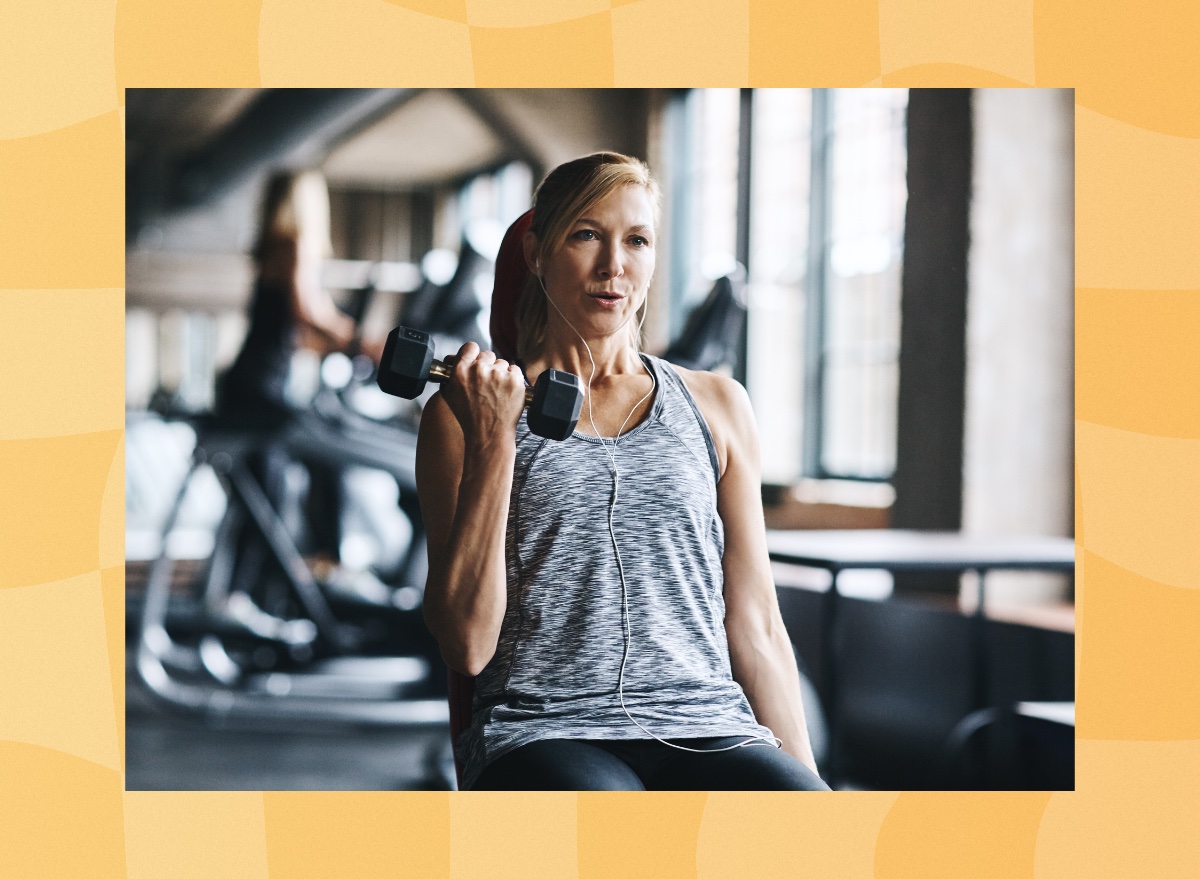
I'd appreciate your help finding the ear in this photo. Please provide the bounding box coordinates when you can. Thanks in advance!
[522,230,541,275]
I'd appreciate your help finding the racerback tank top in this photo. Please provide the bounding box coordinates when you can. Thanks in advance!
[456,353,775,789]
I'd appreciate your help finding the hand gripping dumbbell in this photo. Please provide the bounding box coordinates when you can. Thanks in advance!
[378,326,584,441]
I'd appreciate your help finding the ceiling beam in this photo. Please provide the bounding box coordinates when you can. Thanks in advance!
[172,88,418,208]
[450,89,546,183]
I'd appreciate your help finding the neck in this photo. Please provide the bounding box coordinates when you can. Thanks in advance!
[536,320,643,381]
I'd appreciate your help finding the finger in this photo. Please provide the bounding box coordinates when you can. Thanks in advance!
[456,341,480,366]
[475,349,497,368]
[505,366,527,392]
[494,358,509,372]
[452,343,480,382]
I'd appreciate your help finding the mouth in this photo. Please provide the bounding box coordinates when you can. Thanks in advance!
[588,291,625,303]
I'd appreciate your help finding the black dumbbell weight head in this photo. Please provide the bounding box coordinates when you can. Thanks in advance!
[378,326,436,399]
[527,369,582,441]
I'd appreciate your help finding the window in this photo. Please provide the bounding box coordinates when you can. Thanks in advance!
[813,89,908,480]
[662,88,908,484]
[457,161,534,233]
[662,88,742,340]
[747,89,813,484]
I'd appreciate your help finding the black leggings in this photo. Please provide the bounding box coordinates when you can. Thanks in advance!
[471,737,831,791]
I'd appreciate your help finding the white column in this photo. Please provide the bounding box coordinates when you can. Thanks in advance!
[962,88,1075,607]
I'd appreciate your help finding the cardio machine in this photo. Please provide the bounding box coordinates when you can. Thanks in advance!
[133,246,494,789]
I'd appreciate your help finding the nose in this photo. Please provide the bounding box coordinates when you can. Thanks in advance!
[596,240,623,279]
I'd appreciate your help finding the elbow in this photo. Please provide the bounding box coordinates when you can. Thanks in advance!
[440,639,496,678]
[727,609,794,673]
[423,603,497,677]
[726,606,774,649]
[456,652,493,679]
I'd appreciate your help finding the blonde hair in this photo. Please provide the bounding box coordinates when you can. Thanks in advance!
[516,152,661,362]
[253,170,333,264]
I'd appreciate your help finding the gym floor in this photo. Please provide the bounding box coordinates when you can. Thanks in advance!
[124,646,455,791]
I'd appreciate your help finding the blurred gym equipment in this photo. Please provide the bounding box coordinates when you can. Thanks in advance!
[663,272,748,373]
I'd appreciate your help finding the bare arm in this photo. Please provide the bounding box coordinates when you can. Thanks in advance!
[415,343,527,675]
[682,370,819,774]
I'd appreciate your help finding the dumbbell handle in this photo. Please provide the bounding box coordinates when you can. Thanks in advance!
[429,355,537,406]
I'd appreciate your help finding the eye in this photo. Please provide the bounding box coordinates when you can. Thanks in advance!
[574,229,598,241]
[629,235,649,247]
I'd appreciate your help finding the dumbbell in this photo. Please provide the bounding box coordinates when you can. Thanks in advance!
[378,326,583,441]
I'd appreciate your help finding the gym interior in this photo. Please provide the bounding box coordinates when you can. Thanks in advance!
[125,88,1074,791]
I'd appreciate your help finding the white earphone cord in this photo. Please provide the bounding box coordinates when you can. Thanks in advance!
[538,275,781,754]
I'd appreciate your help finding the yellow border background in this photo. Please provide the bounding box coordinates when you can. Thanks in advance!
[2,1,1198,875]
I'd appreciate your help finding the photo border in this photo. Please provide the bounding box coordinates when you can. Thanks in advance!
[2,1,1198,874]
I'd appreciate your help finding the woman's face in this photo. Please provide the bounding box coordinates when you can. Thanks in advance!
[537,184,657,343]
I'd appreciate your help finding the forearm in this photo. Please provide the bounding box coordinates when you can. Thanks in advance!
[730,620,819,774]
[423,441,514,674]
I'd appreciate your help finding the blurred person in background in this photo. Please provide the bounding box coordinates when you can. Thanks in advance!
[216,169,383,576]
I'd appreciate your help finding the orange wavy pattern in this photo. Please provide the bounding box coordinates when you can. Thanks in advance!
[0,0,1197,874]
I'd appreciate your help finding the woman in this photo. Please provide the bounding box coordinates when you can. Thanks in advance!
[217,170,380,573]
[218,169,377,419]
[416,153,828,791]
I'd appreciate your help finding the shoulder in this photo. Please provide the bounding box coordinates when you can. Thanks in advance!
[671,363,750,413]
[669,363,757,479]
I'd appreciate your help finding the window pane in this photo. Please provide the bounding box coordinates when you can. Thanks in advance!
[670,88,741,329]
[820,88,907,479]
[747,89,812,484]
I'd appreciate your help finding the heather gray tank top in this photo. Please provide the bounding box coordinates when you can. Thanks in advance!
[456,354,775,789]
